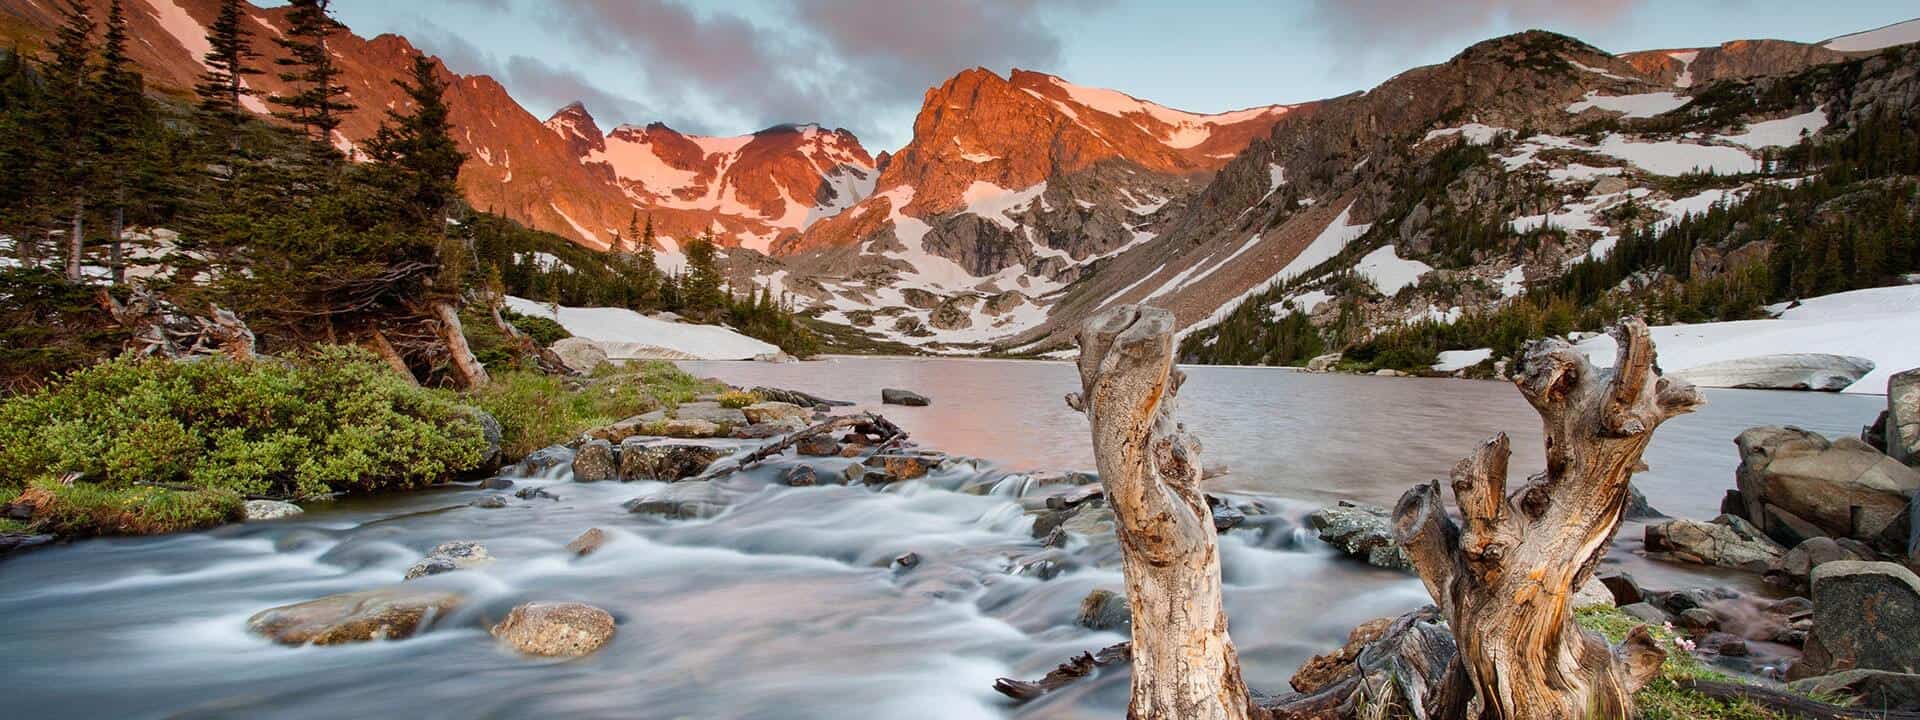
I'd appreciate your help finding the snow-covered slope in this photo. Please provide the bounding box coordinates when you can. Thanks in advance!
[505,296,780,361]
[1822,18,1920,52]
[1574,285,1920,394]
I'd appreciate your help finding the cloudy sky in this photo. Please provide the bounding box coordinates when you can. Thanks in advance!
[316,0,1918,149]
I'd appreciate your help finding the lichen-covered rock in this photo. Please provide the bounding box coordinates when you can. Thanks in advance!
[674,401,748,427]
[1890,368,1920,467]
[1792,561,1920,679]
[404,541,494,580]
[1307,502,1412,572]
[585,411,667,443]
[1770,536,1877,588]
[660,418,721,439]
[243,500,303,521]
[864,453,930,482]
[616,439,723,482]
[247,587,463,646]
[491,602,615,657]
[796,434,840,457]
[782,465,818,486]
[1644,515,1784,572]
[1075,589,1130,632]
[460,406,504,468]
[571,439,618,482]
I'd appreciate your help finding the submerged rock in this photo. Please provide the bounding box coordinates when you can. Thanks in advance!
[1307,502,1412,572]
[796,434,840,457]
[1076,589,1130,632]
[881,388,930,406]
[565,528,608,557]
[1670,353,1874,392]
[243,500,303,521]
[468,495,508,509]
[247,587,463,646]
[749,386,851,408]
[674,401,748,427]
[623,482,728,520]
[491,602,615,657]
[404,541,494,580]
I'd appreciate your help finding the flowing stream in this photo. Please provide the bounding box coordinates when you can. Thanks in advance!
[0,357,1883,719]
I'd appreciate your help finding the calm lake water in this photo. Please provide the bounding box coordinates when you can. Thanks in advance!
[0,357,1883,719]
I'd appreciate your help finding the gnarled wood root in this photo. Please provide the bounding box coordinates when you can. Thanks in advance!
[1390,318,1701,719]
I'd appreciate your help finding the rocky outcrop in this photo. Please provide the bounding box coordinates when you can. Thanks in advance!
[550,338,610,375]
[490,602,616,657]
[404,541,494,580]
[1669,353,1874,391]
[1791,561,1920,679]
[1730,426,1920,549]
[1890,368,1920,467]
[247,587,463,646]
[1645,515,1786,572]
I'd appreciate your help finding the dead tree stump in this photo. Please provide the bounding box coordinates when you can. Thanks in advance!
[1391,319,1701,719]
[1067,305,1250,720]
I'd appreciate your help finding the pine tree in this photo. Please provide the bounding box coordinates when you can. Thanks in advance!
[42,0,95,283]
[364,55,465,228]
[630,212,659,306]
[93,0,146,285]
[270,0,355,151]
[195,0,261,131]
[683,231,723,318]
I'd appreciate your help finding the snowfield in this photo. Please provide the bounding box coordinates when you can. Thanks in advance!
[1574,285,1920,394]
[504,296,781,361]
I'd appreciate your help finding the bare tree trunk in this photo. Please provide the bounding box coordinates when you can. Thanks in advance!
[431,300,490,389]
[1067,305,1250,720]
[1391,319,1701,719]
[66,201,83,283]
[364,326,417,383]
[109,205,124,286]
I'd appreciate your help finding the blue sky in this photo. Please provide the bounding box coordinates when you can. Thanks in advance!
[313,0,1919,149]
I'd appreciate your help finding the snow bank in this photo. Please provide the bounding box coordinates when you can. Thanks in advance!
[504,296,780,361]
[1353,245,1432,296]
[1719,108,1827,149]
[1574,285,1920,394]
[1594,135,1759,176]
[1822,18,1920,52]
[1433,348,1492,372]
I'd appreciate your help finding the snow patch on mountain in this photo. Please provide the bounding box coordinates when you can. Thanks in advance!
[1564,91,1689,118]
[1593,135,1759,175]
[1353,245,1432,296]
[1718,107,1829,149]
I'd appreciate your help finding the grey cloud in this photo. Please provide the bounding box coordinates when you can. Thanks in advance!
[1308,0,1643,57]
[400,22,661,127]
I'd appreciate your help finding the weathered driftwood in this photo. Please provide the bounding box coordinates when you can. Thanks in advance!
[363,326,418,382]
[430,300,490,389]
[1063,305,1250,720]
[994,642,1132,703]
[1391,319,1700,719]
[692,411,905,481]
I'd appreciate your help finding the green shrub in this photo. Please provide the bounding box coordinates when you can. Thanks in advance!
[0,347,488,502]
[503,309,571,347]
[12,479,243,536]
[717,390,760,409]
[468,362,720,458]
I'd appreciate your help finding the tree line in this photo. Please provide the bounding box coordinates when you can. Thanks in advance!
[0,0,815,391]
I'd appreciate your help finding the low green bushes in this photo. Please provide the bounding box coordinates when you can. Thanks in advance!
[467,362,720,459]
[0,347,489,505]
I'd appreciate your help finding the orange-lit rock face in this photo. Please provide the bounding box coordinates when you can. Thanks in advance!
[792,68,1290,252]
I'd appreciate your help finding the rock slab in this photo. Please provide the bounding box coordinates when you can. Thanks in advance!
[247,587,463,646]
[881,388,930,406]
[1792,561,1920,679]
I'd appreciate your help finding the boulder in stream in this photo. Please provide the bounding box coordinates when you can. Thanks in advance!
[491,602,616,657]
[243,500,303,521]
[674,401,748,427]
[741,401,809,426]
[881,388,930,406]
[247,587,463,646]
[623,482,728,520]
[1307,502,1412,572]
[572,440,618,482]
[1644,515,1784,572]
[565,528,608,557]
[1732,426,1920,548]
[617,440,723,482]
